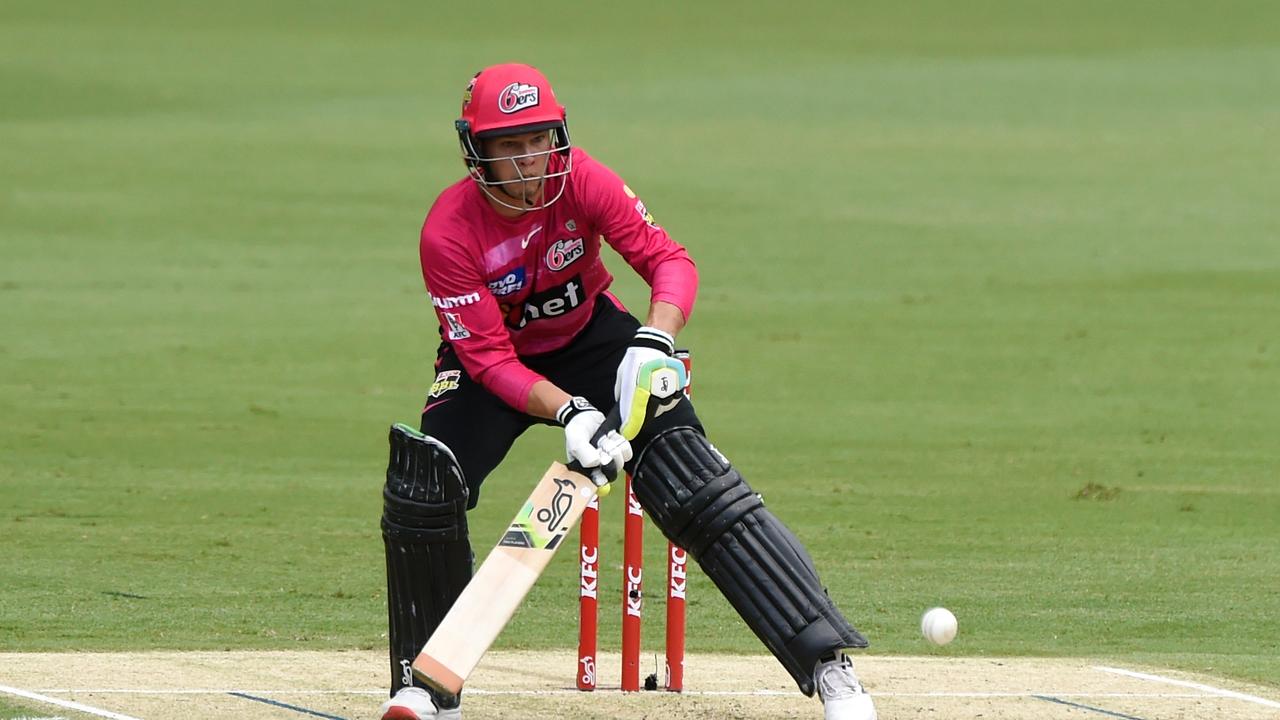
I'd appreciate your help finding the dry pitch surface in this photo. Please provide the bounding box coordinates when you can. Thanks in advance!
[2,651,1278,719]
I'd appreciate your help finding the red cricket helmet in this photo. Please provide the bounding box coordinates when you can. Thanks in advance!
[459,63,566,137]
[456,63,573,210]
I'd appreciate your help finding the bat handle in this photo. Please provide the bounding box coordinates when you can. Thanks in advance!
[567,406,622,484]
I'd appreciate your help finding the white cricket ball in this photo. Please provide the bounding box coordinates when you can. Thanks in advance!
[921,607,958,646]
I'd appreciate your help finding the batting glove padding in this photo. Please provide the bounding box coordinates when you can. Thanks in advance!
[556,397,632,486]
[614,327,688,440]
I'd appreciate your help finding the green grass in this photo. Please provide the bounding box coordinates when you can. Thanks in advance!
[2,0,1278,691]
[1,694,98,720]
[0,697,50,718]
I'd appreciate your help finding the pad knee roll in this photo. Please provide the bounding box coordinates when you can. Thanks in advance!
[633,427,868,696]
[631,427,762,555]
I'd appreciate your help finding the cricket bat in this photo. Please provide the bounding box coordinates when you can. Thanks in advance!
[411,413,619,696]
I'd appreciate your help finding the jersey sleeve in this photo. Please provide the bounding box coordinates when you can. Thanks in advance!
[419,223,545,411]
[575,153,697,321]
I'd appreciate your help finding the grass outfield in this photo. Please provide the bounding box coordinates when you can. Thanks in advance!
[2,0,1278,698]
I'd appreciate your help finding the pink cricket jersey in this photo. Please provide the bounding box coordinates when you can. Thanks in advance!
[419,147,698,412]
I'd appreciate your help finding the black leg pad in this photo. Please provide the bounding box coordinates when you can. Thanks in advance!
[382,424,472,697]
[633,427,869,696]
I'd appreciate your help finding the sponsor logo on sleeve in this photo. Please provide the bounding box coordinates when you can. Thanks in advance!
[634,199,658,228]
[431,291,481,309]
[487,266,526,297]
[545,237,585,271]
[429,370,461,398]
[443,312,470,340]
[498,82,540,114]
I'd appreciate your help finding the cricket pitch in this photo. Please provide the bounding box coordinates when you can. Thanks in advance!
[2,651,1278,719]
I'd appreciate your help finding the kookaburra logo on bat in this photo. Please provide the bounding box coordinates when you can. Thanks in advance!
[536,477,576,531]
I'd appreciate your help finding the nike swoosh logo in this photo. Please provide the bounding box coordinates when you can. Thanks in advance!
[522,225,542,249]
[423,398,454,414]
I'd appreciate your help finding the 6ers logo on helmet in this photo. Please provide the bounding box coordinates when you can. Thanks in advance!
[498,83,539,114]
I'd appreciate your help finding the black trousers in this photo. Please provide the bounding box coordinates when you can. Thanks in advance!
[419,295,703,507]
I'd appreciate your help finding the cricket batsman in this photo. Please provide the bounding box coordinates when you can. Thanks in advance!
[380,63,877,720]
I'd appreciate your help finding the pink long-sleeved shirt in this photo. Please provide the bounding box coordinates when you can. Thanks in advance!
[419,147,698,412]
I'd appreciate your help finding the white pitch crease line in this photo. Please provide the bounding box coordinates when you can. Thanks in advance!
[1096,666,1280,709]
[0,685,142,720]
[29,688,1218,699]
[33,690,383,696]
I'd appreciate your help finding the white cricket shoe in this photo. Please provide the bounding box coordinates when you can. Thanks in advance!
[815,654,878,720]
[379,686,461,720]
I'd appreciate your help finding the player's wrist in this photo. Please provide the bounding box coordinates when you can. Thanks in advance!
[632,326,675,355]
[555,396,596,426]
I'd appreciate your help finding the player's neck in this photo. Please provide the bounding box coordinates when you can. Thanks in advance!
[486,195,532,219]
[483,187,542,219]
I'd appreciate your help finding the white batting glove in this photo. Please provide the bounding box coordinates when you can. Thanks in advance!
[556,397,630,486]
[613,327,688,439]
[596,427,633,472]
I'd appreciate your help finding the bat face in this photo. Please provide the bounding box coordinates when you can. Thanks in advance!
[412,462,600,696]
[499,475,582,550]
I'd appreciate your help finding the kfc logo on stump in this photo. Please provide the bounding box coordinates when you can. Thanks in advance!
[497,82,540,114]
